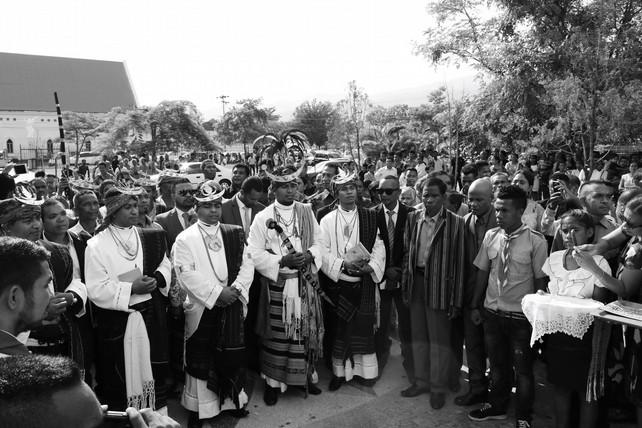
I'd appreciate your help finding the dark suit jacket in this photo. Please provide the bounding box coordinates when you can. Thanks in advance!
[376,203,413,271]
[155,208,186,250]
[220,196,265,229]
[401,207,466,311]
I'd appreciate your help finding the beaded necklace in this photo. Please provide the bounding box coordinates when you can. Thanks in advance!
[108,225,139,261]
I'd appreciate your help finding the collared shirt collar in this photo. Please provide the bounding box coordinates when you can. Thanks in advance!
[384,201,399,216]
[236,193,248,210]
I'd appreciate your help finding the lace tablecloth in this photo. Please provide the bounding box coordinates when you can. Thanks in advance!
[521,294,603,346]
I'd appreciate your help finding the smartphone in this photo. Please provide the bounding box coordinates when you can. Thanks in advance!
[102,411,131,428]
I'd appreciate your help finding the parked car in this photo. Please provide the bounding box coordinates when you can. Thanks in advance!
[150,162,233,186]
[70,151,103,166]
[306,158,355,179]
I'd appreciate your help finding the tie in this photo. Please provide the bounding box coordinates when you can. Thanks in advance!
[386,210,395,252]
[182,212,196,229]
[499,225,526,288]
[243,206,251,236]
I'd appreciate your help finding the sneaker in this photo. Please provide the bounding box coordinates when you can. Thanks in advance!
[516,420,531,428]
[468,403,508,421]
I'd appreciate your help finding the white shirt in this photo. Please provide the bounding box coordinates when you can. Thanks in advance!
[85,226,171,311]
[374,166,398,181]
[383,202,399,228]
[318,207,385,284]
[175,207,194,230]
[69,220,99,237]
[236,194,251,233]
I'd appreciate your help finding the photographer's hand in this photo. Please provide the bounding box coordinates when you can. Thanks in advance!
[126,408,180,428]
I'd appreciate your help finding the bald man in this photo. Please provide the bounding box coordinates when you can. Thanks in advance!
[454,179,496,406]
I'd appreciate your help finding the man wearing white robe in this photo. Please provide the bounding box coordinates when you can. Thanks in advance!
[85,186,171,412]
[173,181,254,427]
[248,166,326,406]
[318,174,385,391]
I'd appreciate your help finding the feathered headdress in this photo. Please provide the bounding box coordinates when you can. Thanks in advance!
[253,129,311,162]
[68,179,97,193]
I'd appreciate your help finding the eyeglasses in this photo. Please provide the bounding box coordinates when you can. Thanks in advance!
[178,190,195,196]
[377,188,400,195]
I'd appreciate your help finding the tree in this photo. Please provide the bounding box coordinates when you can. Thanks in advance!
[416,0,642,172]
[338,81,371,165]
[216,98,279,155]
[62,112,106,165]
[103,101,219,159]
[291,100,339,148]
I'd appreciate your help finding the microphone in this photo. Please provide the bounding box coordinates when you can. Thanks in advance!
[265,218,283,234]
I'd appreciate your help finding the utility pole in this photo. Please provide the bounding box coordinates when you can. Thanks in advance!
[217,95,229,116]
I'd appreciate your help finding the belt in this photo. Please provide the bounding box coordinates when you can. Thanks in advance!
[485,307,527,321]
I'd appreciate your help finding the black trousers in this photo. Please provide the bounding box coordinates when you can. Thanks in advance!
[375,287,414,383]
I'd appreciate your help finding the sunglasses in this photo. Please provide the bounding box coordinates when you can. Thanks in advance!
[377,188,400,195]
[178,190,196,196]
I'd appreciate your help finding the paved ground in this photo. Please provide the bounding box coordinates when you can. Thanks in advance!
[164,341,589,428]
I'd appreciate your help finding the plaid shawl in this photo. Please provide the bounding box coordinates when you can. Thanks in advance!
[185,225,247,405]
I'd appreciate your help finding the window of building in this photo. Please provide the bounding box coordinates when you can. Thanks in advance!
[6,139,14,154]
[46,139,53,155]
[85,141,91,151]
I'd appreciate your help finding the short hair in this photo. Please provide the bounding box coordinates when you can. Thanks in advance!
[475,160,489,170]
[380,175,400,186]
[241,176,264,193]
[496,185,527,211]
[98,179,116,198]
[559,209,595,230]
[619,188,642,207]
[490,172,509,181]
[34,170,46,178]
[322,162,339,176]
[626,195,642,217]
[579,180,612,199]
[72,190,97,209]
[0,355,82,427]
[514,169,535,186]
[0,236,50,297]
[405,167,418,175]
[233,163,251,176]
[427,170,454,184]
[423,177,447,195]
[550,172,570,185]
[40,198,65,217]
[461,163,478,176]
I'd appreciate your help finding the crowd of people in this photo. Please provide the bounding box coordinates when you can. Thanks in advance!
[1,144,642,428]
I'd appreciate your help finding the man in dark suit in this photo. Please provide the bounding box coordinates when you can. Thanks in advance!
[154,176,196,396]
[221,176,265,234]
[155,177,196,250]
[375,176,414,384]
[220,175,265,372]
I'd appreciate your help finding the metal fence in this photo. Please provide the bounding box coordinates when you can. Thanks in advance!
[19,147,51,171]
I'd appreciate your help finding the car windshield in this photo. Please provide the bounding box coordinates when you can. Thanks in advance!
[180,163,202,174]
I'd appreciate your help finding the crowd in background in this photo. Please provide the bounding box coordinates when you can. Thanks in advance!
[1,145,642,428]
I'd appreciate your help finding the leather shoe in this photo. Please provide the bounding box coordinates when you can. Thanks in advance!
[401,384,430,398]
[263,383,278,406]
[454,390,488,406]
[298,382,322,395]
[449,379,461,393]
[329,376,345,391]
[430,392,446,410]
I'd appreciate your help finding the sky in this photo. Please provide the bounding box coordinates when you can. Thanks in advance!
[1,0,477,120]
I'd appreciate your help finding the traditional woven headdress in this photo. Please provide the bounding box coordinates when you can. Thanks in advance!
[194,180,225,203]
[0,184,44,225]
[331,169,357,194]
[68,179,97,193]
